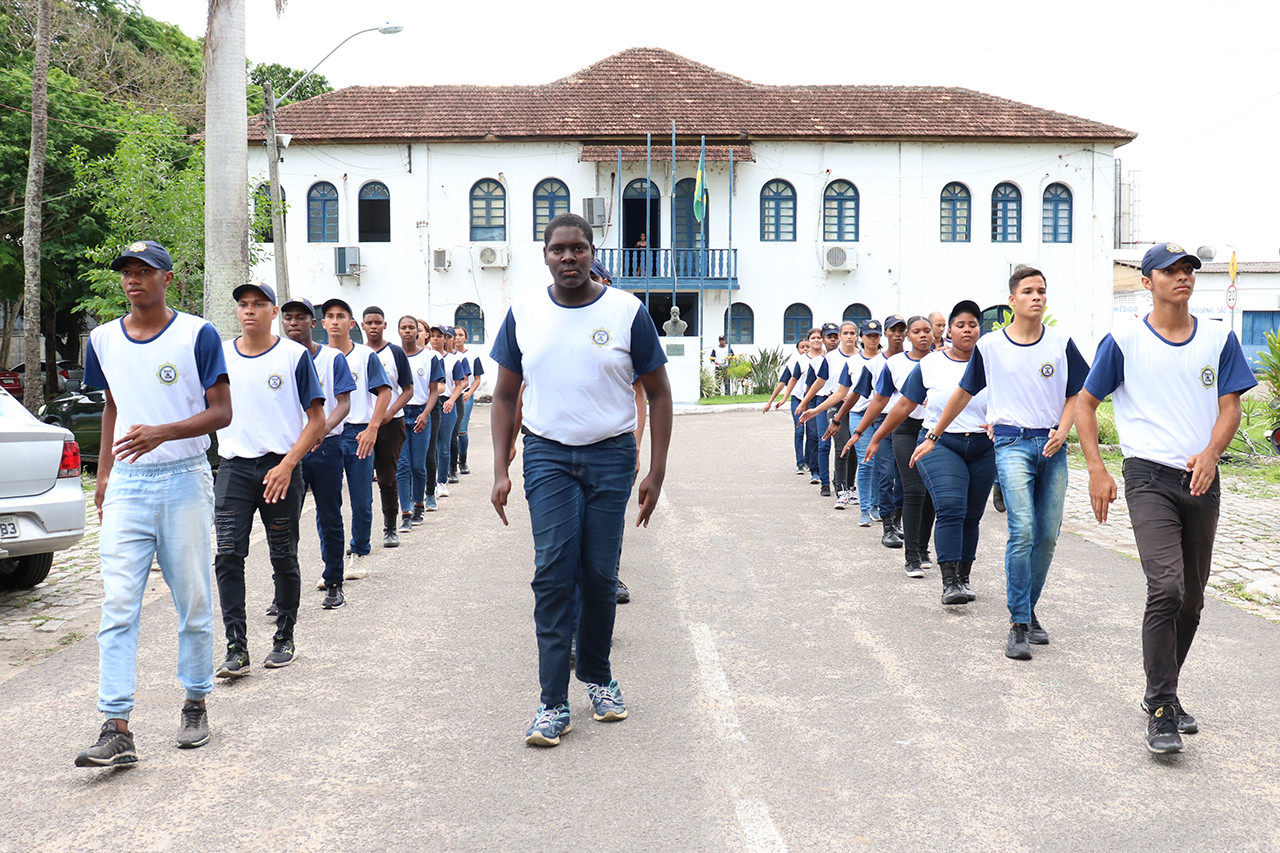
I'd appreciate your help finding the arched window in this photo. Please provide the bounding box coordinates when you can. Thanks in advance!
[624,179,660,199]
[253,183,284,243]
[1042,183,1072,243]
[673,178,709,249]
[455,302,484,344]
[823,180,859,242]
[842,303,871,325]
[783,303,812,344]
[940,182,971,242]
[724,303,754,345]
[470,179,506,241]
[358,181,390,242]
[991,183,1021,243]
[981,304,1012,334]
[307,181,338,243]
[760,180,796,242]
[533,178,570,240]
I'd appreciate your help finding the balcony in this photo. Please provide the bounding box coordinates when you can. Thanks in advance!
[597,248,739,290]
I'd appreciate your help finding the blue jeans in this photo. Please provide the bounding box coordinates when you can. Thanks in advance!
[916,431,996,564]
[875,416,902,514]
[457,395,476,462]
[341,422,376,556]
[523,431,636,707]
[854,413,880,513]
[435,406,457,485]
[812,404,831,487]
[790,397,804,468]
[993,433,1069,623]
[398,403,429,511]
[96,454,215,719]
[302,434,345,586]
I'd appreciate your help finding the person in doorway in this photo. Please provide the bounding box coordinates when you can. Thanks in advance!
[1076,242,1254,755]
[361,306,413,548]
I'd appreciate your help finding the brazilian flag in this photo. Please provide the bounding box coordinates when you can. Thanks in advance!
[693,136,708,223]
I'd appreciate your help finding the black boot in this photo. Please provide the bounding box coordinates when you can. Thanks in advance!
[940,562,967,605]
[881,514,903,549]
[892,509,905,540]
[958,560,976,601]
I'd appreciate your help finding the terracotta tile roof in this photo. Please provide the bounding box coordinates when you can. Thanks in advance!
[578,144,753,162]
[248,47,1136,146]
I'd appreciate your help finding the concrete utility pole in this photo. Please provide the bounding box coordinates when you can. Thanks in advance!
[21,0,52,411]
[262,80,290,306]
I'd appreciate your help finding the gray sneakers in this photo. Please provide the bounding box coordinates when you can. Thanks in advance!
[177,700,210,749]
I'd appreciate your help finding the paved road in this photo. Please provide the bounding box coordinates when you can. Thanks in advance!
[2,409,1278,852]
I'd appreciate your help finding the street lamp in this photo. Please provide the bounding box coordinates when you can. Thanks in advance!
[263,24,403,306]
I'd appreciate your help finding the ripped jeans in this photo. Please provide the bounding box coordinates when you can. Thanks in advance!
[214,453,304,647]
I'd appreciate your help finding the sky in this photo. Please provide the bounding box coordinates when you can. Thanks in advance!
[140,0,1280,262]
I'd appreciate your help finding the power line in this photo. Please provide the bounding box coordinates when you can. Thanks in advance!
[0,101,191,137]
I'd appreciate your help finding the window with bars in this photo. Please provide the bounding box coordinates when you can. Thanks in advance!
[455,302,484,343]
[783,303,812,343]
[307,182,338,243]
[724,303,754,344]
[358,181,390,242]
[760,180,796,242]
[470,179,506,241]
[842,303,871,325]
[823,180,859,242]
[940,182,971,242]
[533,179,569,240]
[991,183,1021,243]
[1042,183,1072,243]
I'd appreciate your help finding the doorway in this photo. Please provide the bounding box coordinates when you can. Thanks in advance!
[623,179,660,276]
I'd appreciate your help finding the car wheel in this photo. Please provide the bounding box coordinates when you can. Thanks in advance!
[0,553,54,589]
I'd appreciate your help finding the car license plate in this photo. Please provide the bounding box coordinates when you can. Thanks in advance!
[0,515,17,539]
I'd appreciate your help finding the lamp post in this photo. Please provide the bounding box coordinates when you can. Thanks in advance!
[264,24,403,306]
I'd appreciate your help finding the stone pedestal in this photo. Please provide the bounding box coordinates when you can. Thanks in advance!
[659,336,701,405]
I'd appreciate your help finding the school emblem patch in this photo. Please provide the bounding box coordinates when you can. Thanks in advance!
[1039,362,1055,379]
[128,241,148,252]
[267,373,283,390]
[592,328,611,346]
[1200,365,1216,388]
[417,366,425,377]
[157,363,178,385]
[1166,242,1185,253]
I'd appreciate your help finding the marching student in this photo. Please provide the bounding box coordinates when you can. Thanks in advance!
[764,338,811,475]
[279,299,356,610]
[454,325,485,476]
[398,315,444,530]
[797,321,861,503]
[430,323,467,497]
[320,298,392,577]
[850,316,935,577]
[212,284,325,678]
[75,241,231,767]
[788,328,827,484]
[912,268,1089,661]
[361,307,414,548]
[491,213,672,748]
[1076,243,1255,755]
[447,328,473,483]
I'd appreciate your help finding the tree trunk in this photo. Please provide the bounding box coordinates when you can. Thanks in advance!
[21,0,52,410]
[0,300,13,368]
[203,0,248,338]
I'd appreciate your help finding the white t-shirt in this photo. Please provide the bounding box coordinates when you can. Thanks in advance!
[310,344,357,438]
[334,342,391,426]
[813,347,859,400]
[841,352,885,414]
[1085,317,1257,470]
[83,311,227,464]
[490,285,666,446]
[960,325,1089,430]
[441,351,468,398]
[900,351,989,434]
[374,342,413,420]
[217,337,324,459]
[794,353,826,401]
[405,348,446,407]
[874,351,927,420]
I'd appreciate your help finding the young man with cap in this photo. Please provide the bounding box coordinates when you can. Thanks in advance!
[913,268,1090,660]
[75,241,231,767]
[212,283,325,677]
[398,315,443,530]
[454,325,484,476]
[1076,242,1255,755]
[430,323,467,497]
[279,298,356,609]
[361,306,414,548]
[321,298,391,576]
[798,321,860,502]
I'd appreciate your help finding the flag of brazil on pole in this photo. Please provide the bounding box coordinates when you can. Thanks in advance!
[694,136,708,223]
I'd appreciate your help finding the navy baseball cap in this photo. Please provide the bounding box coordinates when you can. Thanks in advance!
[949,299,982,324]
[589,258,613,282]
[860,319,882,335]
[884,314,907,329]
[821,322,840,335]
[109,240,172,272]
[280,297,314,315]
[1142,241,1202,278]
[232,282,276,304]
[320,297,354,317]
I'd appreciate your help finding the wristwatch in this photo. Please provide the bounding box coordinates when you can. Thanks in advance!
[926,431,941,442]
[851,429,863,438]
[832,417,842,425]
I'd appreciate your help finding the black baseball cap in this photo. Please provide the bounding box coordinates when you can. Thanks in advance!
[821,322,840,336]
[1142,241,1202,278]
[949,299,982,324]
[860,319,882,335]
[884,314,907,329]
[280,297,314,316]
[232,282,276,304]
[109,240,173,272]
[320,297,354,317]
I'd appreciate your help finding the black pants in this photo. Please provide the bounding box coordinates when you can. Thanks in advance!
[832,416,853,492]
[1124,457,1220,708]
[374,417,406,529]
[214,454,304,645]
[449,405,463,476]
[425,398,442,496]
[891,418,934,563]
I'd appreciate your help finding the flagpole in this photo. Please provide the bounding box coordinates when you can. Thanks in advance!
[671,120,678,319]
[728,147,734,343]
[616,146,623,288]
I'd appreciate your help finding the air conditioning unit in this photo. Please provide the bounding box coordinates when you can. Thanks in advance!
[433,249,450,271]
[334,246,361,276]
[583,196,608,227]
[477,244,509,269]
[822,245,858,272]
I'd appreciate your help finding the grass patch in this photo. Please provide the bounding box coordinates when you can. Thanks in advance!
[1212,579,1279,608]
[59,631,85,646]
[697,393,771,405]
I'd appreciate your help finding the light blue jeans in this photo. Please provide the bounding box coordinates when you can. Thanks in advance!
[853,414,880,513]
[97,453,215,720]
[993,433,1069,624]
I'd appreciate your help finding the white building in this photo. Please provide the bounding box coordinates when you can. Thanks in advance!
[248,48,1135,399]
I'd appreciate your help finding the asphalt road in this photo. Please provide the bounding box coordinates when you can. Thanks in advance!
[2,408,1278,852]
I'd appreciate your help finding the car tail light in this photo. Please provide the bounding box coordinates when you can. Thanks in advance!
[1271,426,1280,454]
[59,440,81,478]
[59,368,69,379]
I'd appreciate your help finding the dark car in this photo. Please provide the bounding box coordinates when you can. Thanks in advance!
[39,380,220,468]
[1,362,73,397]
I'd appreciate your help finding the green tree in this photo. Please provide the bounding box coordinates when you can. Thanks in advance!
[247,61,330,115]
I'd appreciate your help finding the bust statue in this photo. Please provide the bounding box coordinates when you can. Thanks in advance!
[662,306,688,336]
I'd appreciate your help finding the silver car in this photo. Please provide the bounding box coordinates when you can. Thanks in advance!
[0,388,86,588]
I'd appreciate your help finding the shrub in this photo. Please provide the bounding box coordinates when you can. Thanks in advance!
[746,346,788,394]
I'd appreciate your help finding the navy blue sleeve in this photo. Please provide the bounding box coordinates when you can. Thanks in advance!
[84,337,108,390]
[1063,338,1090,398]
[451,360,466,381]
[806,364,818,386]
[899,364,927,406]
[958,346,987,395]
[778,365,790,385]
[1083,334,1123,400]
[330,352,357,395]
[366,352,390,391]
[630,306,667,377]
[430,355,446,384]
[472,356,485,377]
[817,359,829,381]
[195,323,228,389]
[875,365,897,397]
[837,363,852,388]
[391,345,413,390]
[1218,331,1259,396]
[490,309,522,376]
[853,366,873,398]
[294,353,324,408]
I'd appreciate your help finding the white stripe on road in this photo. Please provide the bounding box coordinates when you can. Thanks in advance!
[735,799,789,852]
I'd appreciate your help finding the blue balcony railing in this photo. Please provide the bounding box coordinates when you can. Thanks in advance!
[597,248,738,289]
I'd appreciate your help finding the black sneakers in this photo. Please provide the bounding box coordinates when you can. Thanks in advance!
[819,483,831,497]
[1141,699,1198,734]
[399,513,412,532]
[264,638,296,668]
[1005,623,1032,660]
[322,584,345,609]
[459,462,471,475]
[1028,613,1050,645]
[75,720,137,767]
[266,603,279,616]
[616,579,630,604]
[216,646,250,678]
[939,562,967,605]
[1146,704,1184,754]
[411,505,425,526]
[177,701,210,749]
[904,560,924,579]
